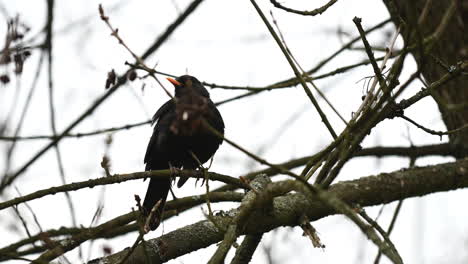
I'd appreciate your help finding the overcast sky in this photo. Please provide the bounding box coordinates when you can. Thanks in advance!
[1,0,467,263]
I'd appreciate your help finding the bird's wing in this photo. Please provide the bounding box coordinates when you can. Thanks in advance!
[210,101,225,132]
[144,100,175,166]
[151,100,175,125]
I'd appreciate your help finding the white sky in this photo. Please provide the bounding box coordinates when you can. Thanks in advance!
[1,0,467,263]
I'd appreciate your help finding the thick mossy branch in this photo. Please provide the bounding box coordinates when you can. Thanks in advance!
[90,158,468,264]
[208,174,272,264]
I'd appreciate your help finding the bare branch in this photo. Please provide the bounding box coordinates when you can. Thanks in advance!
[90,158,468,264]
[270,0,338,16]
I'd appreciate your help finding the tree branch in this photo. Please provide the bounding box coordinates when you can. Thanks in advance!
[270,0,338,16]
[0,169,248,211]
[90,158,468,263]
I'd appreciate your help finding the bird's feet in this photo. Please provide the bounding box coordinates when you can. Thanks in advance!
[195,167,209,187]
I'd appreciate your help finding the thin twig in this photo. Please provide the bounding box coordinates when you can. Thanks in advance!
[270,11,347,125]
[0,120,151,141]
[270,0,338,16]
[401,115,468,138]
[250,0,338,139]
[99,5,173,99]
[352,17,400,120]
[2,53,45,179]
[374,200,404,264]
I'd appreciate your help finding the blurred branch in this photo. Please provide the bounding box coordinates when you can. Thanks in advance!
[1,15,46,180]
[0,120,151,141]
[374,200,404,264]
[422,0,457,53]
[44,0,79,245]
[358,208,402,263]
[139,0,205,60]
[0,0,204,193]
[99,5,173,99]
[0,74,128,192]
[2,53,45,179]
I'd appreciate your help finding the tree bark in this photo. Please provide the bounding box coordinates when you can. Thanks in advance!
[383,0,468,157]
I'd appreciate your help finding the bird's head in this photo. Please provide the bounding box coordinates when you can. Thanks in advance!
[167,75,210,98]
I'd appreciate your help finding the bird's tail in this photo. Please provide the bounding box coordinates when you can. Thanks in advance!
[142,178,171,230]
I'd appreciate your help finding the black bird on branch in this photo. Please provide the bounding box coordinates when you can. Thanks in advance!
[142,75,225,231]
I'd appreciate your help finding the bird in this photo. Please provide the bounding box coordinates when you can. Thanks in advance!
[142,75,224,231]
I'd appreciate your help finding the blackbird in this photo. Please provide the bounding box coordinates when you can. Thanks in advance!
[142,75,224,230]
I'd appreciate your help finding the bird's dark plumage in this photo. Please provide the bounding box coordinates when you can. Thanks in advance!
[142,75,224,230]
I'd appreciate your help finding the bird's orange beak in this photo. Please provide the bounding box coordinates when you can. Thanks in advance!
[167,77,182,86]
